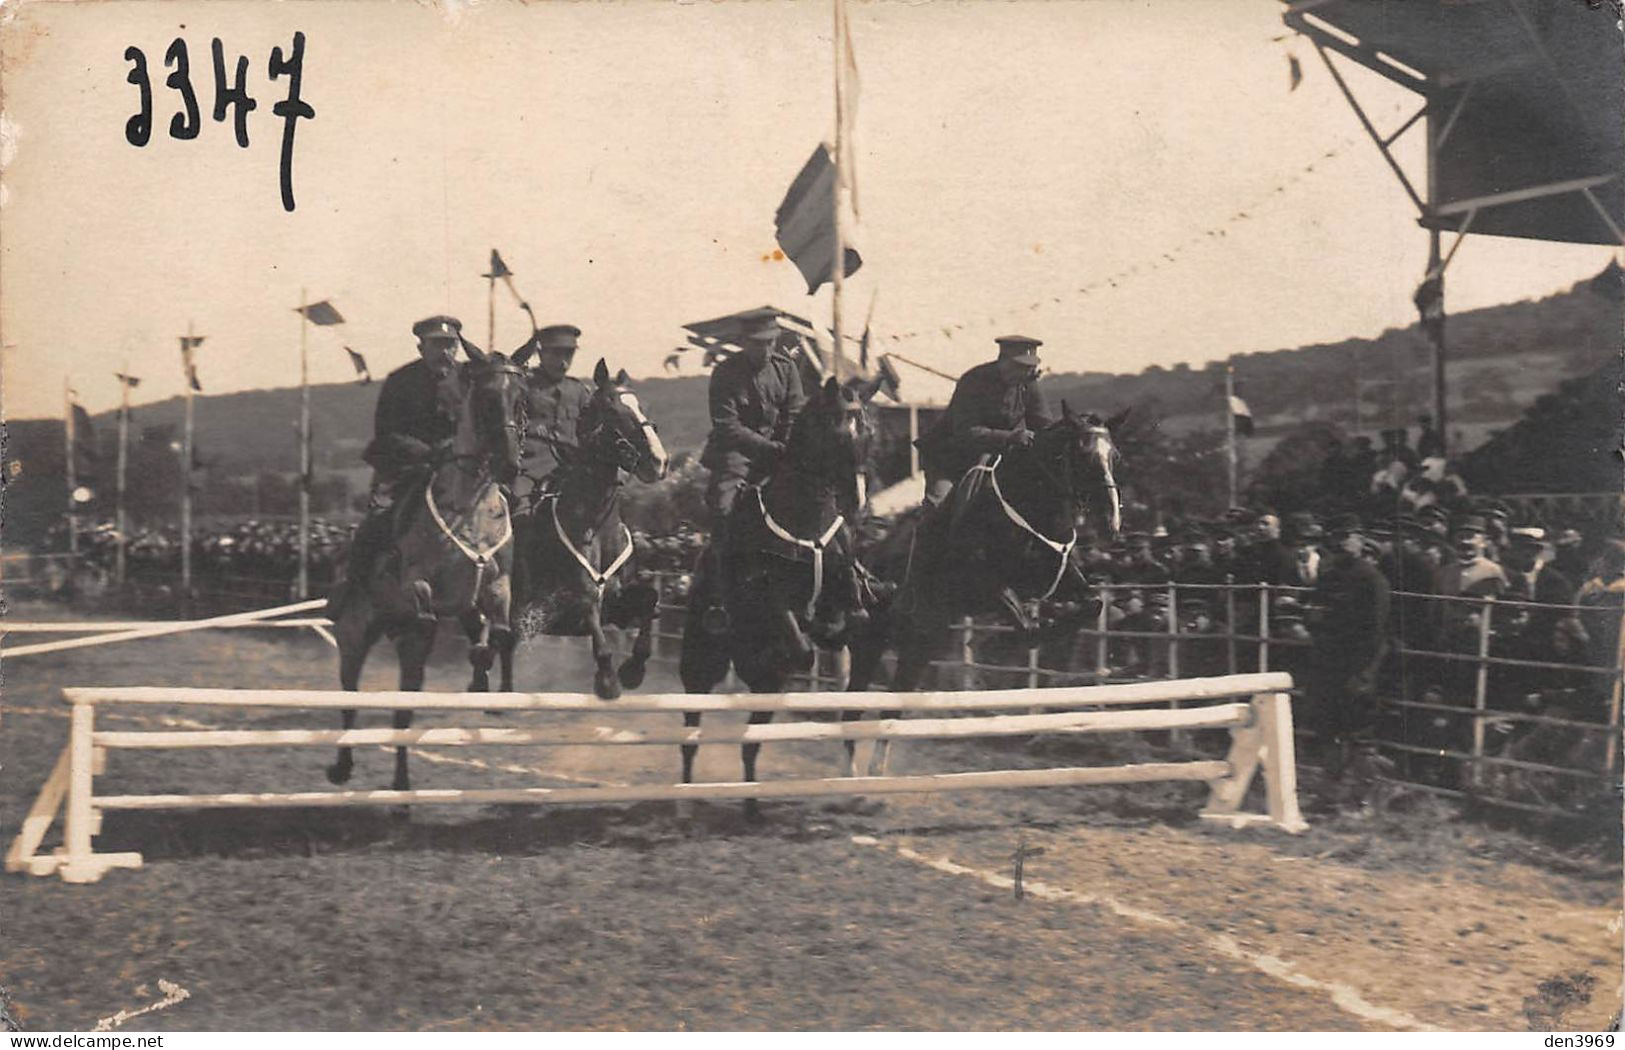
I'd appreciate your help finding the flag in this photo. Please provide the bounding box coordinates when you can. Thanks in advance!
[1229,394,1255,437]
[488,250,513,279]
[115,373,141,388]
[858,288,879,372]
[70,404,100,479]
[344,346,372,383]
[179,335,204,392]
[774,143,862,294]
[1288,54,1303,91]
[296,300,345,326]
[663,351,682,373]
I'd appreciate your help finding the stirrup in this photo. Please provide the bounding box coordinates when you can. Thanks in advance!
[701,603,731,635]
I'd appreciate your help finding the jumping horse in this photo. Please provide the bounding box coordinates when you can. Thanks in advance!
[326,346,528,790]
[844,404,1123,769]
[678,377,875,814]
[498,359,670,699]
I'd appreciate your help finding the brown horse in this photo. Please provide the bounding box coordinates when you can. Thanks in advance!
[678,377,875,813]
[499,360,670,699]
[326,348,528,790]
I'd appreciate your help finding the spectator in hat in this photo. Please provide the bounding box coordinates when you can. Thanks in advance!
[332,314,468,614]
[1551,528,1590,583]
[1496,526,1583,708]
[914,335,1052,507]
[1306,513,1393,787]
[1437,515,1507,602]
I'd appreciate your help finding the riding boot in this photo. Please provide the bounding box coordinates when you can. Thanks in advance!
[701,520,732,636]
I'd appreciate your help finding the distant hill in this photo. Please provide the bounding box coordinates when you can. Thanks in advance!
[4,272,1618,548]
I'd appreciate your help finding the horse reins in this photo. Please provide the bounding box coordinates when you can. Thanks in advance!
[965,455,1077,601]
[543,493,634,599]
[424,482,513,596]
[753,486,845,620]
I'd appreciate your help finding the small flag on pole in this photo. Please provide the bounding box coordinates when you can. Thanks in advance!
[344,346,372,384]
[1288,54,1303,91]
[775,143,863,294]
[488,250,513,279]
[859,288,879,372]
[179,335,204,392]
[663,351,683,373]
[296,300,346,326]
[1230,393,1255,437]
[115,373,141,388]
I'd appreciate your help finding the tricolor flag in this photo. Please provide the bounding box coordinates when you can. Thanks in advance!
[179,335,204,392]
[774,143,862,294]
[1229,393,1255,437]
[296,300,345,326]
[344,346,372,384]
[488,250,513,279]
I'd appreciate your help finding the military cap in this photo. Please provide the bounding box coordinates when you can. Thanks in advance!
[1554,528,1583,549]
[534,324,581,352]
[736,308,783,343]
[1417,504,1449,523]
[1479,501,1511,522]
[1509,526,1545,545]
[412,315,463,341]
[994,335,1042,366]
[1452,514,1488,535]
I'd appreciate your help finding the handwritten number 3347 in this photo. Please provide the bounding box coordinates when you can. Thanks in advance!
[125,33,315,213]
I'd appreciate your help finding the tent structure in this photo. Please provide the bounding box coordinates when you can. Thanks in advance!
[1282,0,1623,451]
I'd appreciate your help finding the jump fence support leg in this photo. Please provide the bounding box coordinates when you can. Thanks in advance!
[4,747,70,877]
[58,702,142,884]
[1200,691,1308,833]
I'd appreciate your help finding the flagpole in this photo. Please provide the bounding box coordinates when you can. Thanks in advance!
[487,269,497,359]
[181,322,195,597]
[298,288,311,600]
[830,0,847,384]
[1224,362,1238,510]
[63,378,79,560]
[116,362,131,586]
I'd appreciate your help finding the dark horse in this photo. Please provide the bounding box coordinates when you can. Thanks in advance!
[678,377,874,812]
[846,405,1124,768]
[498,360,670,699]
[327,347,528,790]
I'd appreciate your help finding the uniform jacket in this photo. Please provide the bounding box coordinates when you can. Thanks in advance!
[701,351,806,479]
[519,374,594,490]
[1311,553,1392,671]
[364,358,462,476]
[916,361,1051,478]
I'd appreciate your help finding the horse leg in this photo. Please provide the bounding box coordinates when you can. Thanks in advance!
[581,600,619,700]
[461,611,494,693]
[995,584,1035,635]
[618,583,659,690]
[327,600,380,785]
[741,710,774,822]
[392,621,435,798]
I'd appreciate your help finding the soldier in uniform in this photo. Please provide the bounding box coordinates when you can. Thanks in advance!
[914,335,1053,507]
[330,315,466,614]
[697,308,807,630]
[511,324,593,503]
[1306,513,1393,789]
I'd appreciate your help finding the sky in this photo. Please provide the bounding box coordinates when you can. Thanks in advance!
[1,0,1615,419]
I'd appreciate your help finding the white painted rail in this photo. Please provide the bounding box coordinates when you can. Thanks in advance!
[8,672,1307,883]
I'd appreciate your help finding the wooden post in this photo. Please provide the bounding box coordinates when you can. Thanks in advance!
[1167,582,1183,748]
[1224,363,1238,508]
[957,617,974,691]
[1470,596,1494,788]
[1224,576,1237,674]
[907,405,920,477]
[61,702,97,883]
[180,322,195,598]
[297,288,311,600]
[1258,691,1309,832]
[1258,582,1271,673]
[1026,643,1041,690]
[1095,583,1110,679]
[829,0,847,385]
[63,380,79,560]
[1606,606,1623,777]
[115,366,131,585]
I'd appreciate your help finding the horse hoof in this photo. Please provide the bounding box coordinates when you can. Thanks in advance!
[326,762,353,785]
[618,661,648,690]
[595,673,623,701]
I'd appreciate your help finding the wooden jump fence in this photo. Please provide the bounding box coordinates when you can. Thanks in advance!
[6,672,1306,884]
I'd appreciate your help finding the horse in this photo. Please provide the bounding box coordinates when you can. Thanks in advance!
[497,359,670,699]
[677,377,875,814]
[326,347,528,790]
[846,405,1124,741]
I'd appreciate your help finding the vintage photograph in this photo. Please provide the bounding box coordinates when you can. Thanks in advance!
[1,0,1621,1034]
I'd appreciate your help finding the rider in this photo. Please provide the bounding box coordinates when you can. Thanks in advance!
[512,323,593,504]
[697,308,806,632]
[915,335,1053,508]
[329,315,466,615]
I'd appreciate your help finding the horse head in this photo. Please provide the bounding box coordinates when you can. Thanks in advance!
[786,377,873,521]
[581,358,670,483]
[1034,402,1124,539]
[464,351,529,486]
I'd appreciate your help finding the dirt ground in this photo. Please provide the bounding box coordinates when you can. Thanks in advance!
[1,600,1620,1031]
